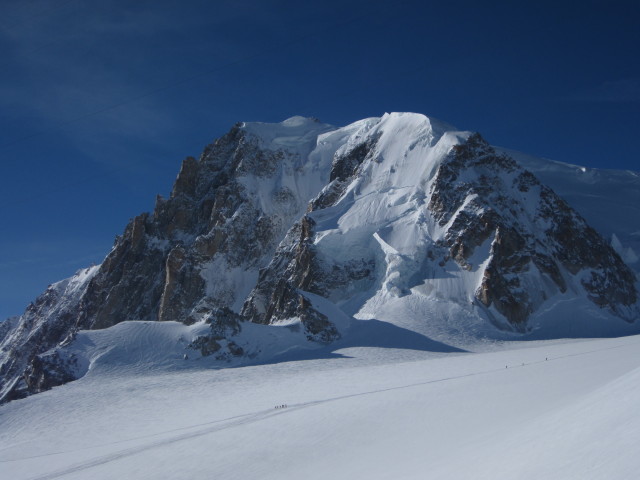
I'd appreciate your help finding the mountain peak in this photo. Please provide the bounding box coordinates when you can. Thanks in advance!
[239,116,335,153]
[1,113,638,403]
[379,111,457,134]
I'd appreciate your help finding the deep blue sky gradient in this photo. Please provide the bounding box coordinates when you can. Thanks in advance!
[1,0,639,319]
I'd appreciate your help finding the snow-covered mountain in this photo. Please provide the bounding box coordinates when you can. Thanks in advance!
[1,112,639,403]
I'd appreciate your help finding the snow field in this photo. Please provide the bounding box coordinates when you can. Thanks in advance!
[2,335,640,479]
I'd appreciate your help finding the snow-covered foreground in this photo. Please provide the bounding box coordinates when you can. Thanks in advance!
[2,334,640,480]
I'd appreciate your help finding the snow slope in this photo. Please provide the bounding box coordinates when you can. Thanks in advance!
[2,335,640,479]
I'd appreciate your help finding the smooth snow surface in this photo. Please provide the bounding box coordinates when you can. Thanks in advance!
[2,335,640,479]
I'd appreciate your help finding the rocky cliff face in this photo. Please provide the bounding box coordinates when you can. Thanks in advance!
[81,120,331,329]
[1,116,338,401]
[241,135,382,340]
[1,113,638,403]
[0,266,97,402]
[427,133,637,328]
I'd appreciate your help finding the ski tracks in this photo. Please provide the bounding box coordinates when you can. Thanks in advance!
[17,337,640,479]
[23,409,283,480]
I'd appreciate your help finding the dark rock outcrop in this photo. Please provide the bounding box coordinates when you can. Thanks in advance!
[241,216,343,342]
[428,133,637,326]
[189,307,244,359]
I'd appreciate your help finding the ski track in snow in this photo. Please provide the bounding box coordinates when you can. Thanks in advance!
[7,336,640,480]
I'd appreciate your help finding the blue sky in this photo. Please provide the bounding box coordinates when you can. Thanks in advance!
[1,0,639,319]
